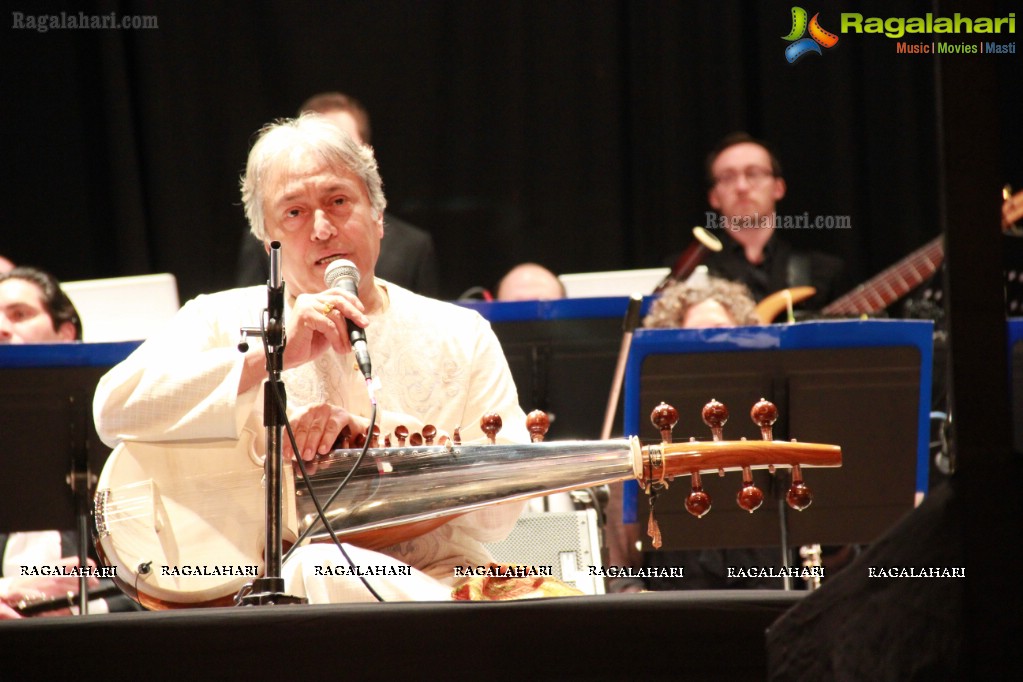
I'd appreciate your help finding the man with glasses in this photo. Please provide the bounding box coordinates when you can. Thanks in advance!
[699,132,846,311]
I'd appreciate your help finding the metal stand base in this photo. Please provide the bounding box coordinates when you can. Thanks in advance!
[237,578,306,606]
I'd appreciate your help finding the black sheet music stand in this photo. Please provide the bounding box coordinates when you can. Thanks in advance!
[622,319,934,551]
[0,341,139,612]
[461,297,651,440]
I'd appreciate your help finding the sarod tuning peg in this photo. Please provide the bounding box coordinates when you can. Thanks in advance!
[750,397,778,471]
[526,410,549,443]
[481,412,502,444]
[650,402,678,444]
[737,476,764,513]
[685,477,712,518]
[786,459,813,511]
[701,398,728,440]
[750,398,777,440]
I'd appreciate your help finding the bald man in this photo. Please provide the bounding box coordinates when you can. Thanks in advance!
[496,263,565,301]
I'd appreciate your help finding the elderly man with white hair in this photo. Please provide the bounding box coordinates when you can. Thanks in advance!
[94,115,529,603]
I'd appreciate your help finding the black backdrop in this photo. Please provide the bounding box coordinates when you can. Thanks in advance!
[2,0,1020,302]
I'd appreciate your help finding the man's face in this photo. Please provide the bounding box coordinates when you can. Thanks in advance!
[0,279,74,343]
[707,142,786,224]
[263,151,384,298]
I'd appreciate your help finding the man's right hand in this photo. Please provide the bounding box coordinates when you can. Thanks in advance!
[281,291,369,369]
[238,290,370,395]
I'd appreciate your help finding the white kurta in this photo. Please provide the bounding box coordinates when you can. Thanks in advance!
[93,282,529,602]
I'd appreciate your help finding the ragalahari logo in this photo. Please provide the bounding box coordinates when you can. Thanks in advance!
[782,7,839,63]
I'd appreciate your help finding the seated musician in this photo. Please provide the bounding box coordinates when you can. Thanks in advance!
[643,274,760,330]
[0,266,131,618]
[671,132,847,311]
[92,115,531,603]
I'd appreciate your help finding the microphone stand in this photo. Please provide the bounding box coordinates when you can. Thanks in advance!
[69,388,93,615]
[237,241,306,607]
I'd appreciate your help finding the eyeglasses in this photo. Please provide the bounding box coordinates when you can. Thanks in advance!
[713,167,775,189]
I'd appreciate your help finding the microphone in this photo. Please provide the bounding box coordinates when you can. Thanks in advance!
[266,241,285,351]
[324,259,372,379]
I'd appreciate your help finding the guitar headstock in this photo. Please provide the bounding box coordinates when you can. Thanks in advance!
[639,398,841,548]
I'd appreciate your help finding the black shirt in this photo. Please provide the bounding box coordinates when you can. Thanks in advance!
[701,234,847,310]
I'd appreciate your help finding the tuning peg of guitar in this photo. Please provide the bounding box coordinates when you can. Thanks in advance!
[685,471,712,518]
[395,425,409,448]
[409,432,424,447]
[651,402,679,444]
[481,412,503,444]
[750,398,778,441]
[701,399,728,441]
[786,461,813,511]
[369,425,381,448]
[422,425,437,446]
[453,427,462,446]
[526,410,550,443]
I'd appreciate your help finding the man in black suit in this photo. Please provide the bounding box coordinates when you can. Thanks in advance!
[696,132,846,311]
[236,92,440,296]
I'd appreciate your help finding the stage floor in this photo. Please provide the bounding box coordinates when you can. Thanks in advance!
[2,590,803,679]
